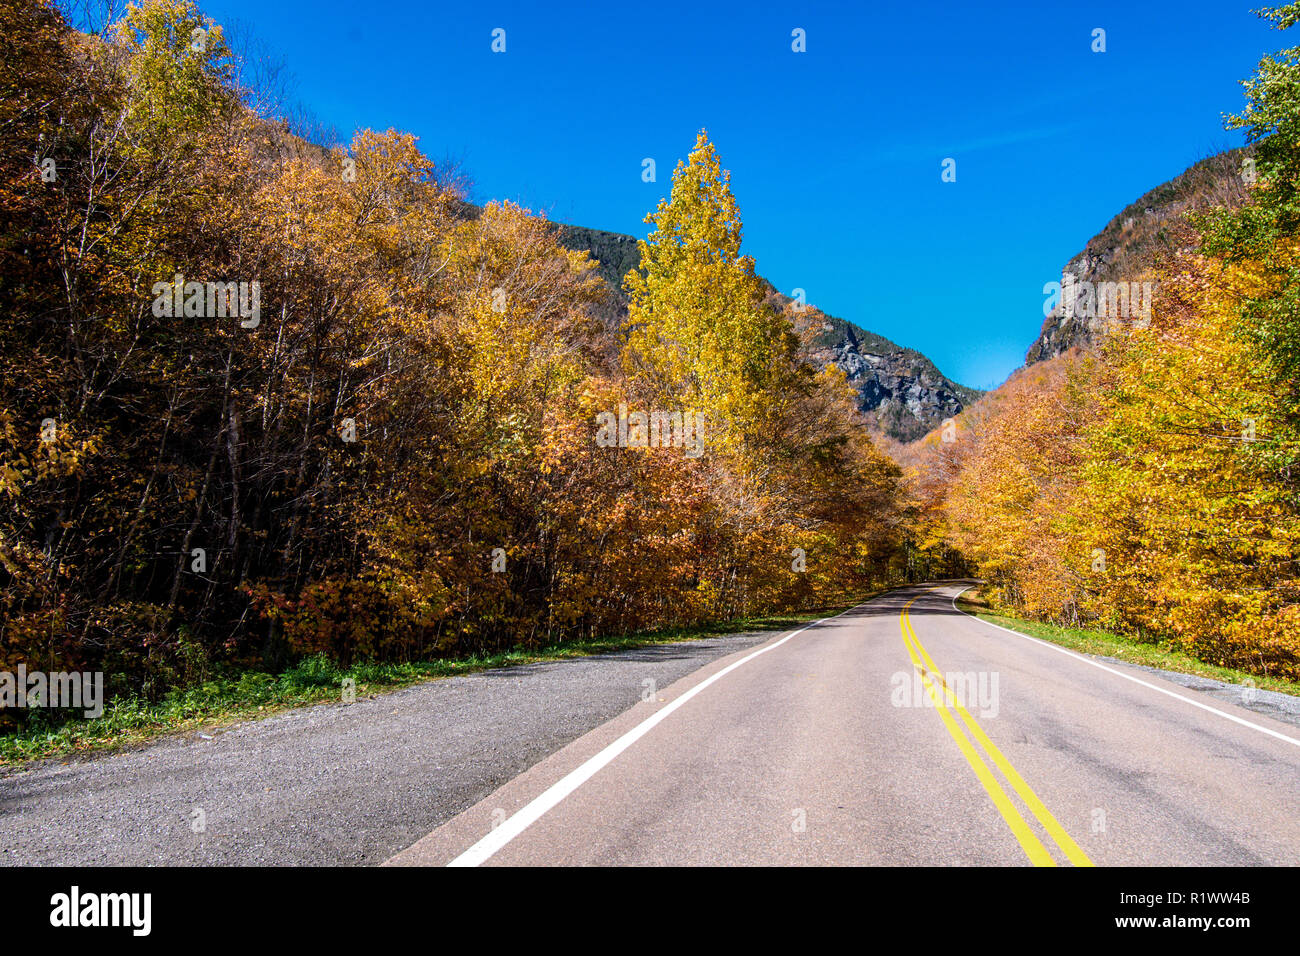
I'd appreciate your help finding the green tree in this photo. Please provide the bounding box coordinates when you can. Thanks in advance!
[1204,2,1300,484]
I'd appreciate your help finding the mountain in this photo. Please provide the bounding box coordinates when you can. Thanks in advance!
[911,148,1257,452]
[555,149,1256,443]
[553,222,981,442]
[1026,149,1250,364]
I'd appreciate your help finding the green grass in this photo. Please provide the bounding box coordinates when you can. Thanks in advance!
[0,594,877,767]
[954,590,1300,699]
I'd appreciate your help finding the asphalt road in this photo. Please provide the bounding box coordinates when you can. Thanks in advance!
[390,584,1300,866]
[6,583,1300,866]
[0,630,776,865]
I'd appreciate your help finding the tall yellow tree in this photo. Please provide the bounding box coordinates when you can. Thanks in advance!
[622,130,799,454]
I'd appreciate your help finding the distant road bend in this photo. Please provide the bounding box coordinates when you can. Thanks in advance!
[3,584,1298,866]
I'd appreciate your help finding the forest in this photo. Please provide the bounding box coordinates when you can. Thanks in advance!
[2,0,1299,728]
[0,0,911,709]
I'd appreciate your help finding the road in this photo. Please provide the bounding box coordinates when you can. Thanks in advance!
[0,630,779,865]
[5,583,1299,866]
[389,584,1300,866]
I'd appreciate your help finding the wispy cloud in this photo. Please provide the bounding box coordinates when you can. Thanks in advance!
[865,121,1086,167]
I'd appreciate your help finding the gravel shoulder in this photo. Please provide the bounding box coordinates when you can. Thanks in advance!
[1087,655,1300,730]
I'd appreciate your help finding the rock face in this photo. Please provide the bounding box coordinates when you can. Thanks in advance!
[806,314,979,442]
[1026,149,1250,365]
[1027,253,1159,364]
[555,222,979,443]
[1026,251,1109,365]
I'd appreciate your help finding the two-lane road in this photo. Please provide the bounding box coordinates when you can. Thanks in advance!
[390,584,1300,866]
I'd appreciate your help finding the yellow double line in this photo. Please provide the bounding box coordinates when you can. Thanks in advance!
[900,595,1092,867]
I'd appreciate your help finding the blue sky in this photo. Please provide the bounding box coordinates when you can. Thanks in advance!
[197,0,1280,389]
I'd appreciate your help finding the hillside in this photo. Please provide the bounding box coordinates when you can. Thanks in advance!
[1,0,915,709]
[1026,149,1251,364]
[910,147,1255,454]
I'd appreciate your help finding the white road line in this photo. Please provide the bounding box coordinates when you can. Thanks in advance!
[446,596,882,867]
[950,586,1300,750]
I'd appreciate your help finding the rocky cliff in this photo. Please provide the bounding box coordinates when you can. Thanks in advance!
[1026,150,1250,364]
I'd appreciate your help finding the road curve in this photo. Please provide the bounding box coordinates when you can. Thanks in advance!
[388,584,1300,866]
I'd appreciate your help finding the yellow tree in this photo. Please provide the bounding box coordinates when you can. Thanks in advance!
[942,355,1095,618]
[622,130,799,455]
[1067,253,1300,676]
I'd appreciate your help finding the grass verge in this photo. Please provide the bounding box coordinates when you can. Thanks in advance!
[0,593,878,767]
[954,588,1300,699]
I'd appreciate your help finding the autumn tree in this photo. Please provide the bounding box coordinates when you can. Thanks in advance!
[1203,2,1300,485]
[1,3,911,712]
[623,130,802,456]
